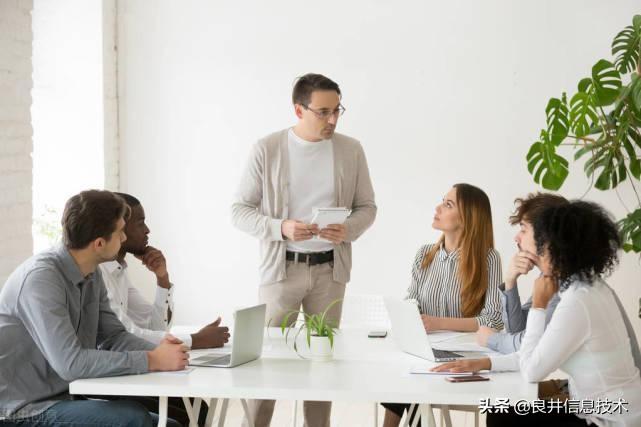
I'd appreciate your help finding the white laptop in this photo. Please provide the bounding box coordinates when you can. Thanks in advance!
[189,304,266,368]
[384,298,477,362]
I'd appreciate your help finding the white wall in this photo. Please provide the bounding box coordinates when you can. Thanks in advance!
[117,0,641,339]
[0,0,33,285]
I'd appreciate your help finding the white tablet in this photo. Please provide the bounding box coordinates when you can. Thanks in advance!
[310,207,351,230]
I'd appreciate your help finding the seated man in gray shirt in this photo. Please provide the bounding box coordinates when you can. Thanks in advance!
[477,193,641,373]
[0,190,188,427]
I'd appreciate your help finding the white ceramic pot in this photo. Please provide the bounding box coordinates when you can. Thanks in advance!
[309,335,333,361]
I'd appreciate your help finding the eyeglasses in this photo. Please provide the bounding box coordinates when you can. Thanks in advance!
[302,104,346,120]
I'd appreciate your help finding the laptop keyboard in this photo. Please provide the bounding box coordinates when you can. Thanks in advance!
[432,349,463,359]
[192,353,232,365]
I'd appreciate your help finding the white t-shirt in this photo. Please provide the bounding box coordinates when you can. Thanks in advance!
[286,128,335,253]
[490,278,641,427]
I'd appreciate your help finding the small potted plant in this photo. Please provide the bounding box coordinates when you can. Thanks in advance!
[280,299,341,361]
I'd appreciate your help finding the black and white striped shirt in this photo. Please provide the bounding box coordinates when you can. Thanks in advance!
[406,244,503,329]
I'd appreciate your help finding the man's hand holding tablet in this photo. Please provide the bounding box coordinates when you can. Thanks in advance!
[311,207,351,244]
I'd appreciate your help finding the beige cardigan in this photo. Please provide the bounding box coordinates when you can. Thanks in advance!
[231,128,377,286]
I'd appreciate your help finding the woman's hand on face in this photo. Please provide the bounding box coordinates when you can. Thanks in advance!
[431,358,491,374]
[532,275,559,309]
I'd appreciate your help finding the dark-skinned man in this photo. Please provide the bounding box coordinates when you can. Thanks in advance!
[99,192,230,349]
[95,192,231,426]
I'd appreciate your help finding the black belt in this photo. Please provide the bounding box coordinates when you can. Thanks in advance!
[286,250,334,266]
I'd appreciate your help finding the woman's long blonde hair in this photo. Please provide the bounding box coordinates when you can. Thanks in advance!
[421,183,494,317]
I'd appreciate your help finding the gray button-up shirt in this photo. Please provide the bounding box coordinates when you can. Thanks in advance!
[0,245,156,420]
[486,283,559,354]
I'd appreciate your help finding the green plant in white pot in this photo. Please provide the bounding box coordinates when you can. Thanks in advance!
[280,299,341,362]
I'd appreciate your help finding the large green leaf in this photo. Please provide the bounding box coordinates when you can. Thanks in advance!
[569,91,599,137]
[587,60,622,107]
[527,130,569,190]
[578,77,592,94]
[623,139,641,179]
[628,123,641,151]
[612,15,641,74]
[630,73,641,115]
[582,137,628,190]
[613,74,641,127]
[546,94,569,145]
[616,107,641,179]
[618,208,641,253]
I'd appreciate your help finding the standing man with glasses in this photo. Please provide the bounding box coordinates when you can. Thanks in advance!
[232,73,377,427]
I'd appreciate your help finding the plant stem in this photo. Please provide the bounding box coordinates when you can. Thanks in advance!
[615,186,631,213]
[564,135,598,144]
[626,167,641,206]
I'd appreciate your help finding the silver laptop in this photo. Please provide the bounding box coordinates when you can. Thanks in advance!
[384,298,473,362]
[189,304,266,368]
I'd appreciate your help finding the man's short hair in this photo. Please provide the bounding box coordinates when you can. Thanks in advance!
[292,73,341,106]
[509,192,569,225]
[113,192,141,208]
[62,190,128,249]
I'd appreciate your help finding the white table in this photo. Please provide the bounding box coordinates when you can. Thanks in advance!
[70,329,537,426]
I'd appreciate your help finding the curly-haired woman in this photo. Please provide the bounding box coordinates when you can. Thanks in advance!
[433,200,641,427]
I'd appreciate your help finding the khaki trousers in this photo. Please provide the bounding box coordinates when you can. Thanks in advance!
[244,260,346,427]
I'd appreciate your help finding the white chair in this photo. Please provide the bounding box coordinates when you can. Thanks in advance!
[339,293,391,330]
[291,293,390,427]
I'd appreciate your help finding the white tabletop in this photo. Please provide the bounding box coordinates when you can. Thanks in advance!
[70,328,537,406]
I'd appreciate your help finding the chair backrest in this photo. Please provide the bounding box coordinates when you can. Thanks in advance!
[340,293,391,329]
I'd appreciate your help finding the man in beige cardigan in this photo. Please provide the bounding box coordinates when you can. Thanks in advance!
[232,73,377,427]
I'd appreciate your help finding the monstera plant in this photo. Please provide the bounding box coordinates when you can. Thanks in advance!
[526,15,641,253]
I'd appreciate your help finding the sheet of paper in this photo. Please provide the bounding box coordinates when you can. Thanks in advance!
[151,367,196,376]
[409,365,473,376]
[426,331,467,343]
[432,343,494,353]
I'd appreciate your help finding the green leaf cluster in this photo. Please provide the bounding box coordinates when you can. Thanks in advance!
[526,15,641,253]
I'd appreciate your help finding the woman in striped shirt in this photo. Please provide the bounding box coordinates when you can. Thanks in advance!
[408,183,503,332]
[382,183,503,427]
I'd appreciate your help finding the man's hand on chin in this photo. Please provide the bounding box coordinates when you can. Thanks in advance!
[135,246,170,289]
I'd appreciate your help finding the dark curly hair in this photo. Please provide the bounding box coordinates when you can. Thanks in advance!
[533,200,621,286]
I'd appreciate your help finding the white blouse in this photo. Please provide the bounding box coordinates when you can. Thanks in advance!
[99,260,192,347]
[490,278,641,427]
